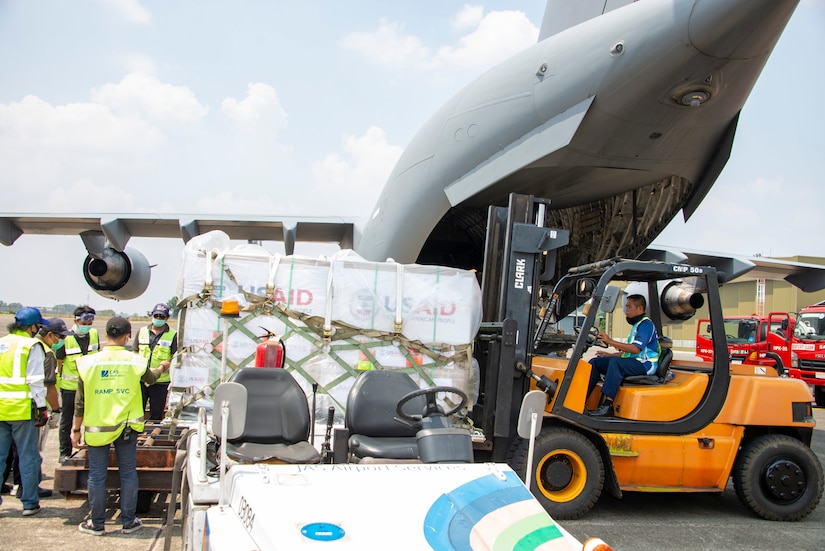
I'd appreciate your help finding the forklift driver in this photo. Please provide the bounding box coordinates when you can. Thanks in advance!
[586,294,659,417]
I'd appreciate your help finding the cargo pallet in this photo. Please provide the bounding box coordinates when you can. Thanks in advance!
[54,422,183,512]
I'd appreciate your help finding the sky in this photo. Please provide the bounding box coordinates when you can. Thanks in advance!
[0,0,823,316]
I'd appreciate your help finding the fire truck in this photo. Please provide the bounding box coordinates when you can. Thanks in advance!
[695,313,794,374]
[793,301,825,407]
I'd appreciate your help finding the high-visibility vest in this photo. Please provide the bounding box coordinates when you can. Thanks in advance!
[59,330,100,391]
[137,326,176,384]
[621,317,660,375]
[0,331,40,421]
[77,346,147,446]
[37,335,56,384]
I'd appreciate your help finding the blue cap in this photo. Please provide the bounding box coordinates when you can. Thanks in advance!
[15,307,47,327]
[42,318,72,336]
[152,303,171,317]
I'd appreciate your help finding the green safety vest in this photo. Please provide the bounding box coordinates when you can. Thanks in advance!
[0,331,40,421]
[137,326,176,384]
[37,336,56,384]
[59,330,100,391]
[76,346,147,446]
[621,316,660,374]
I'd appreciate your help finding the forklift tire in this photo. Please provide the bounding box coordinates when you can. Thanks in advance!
[732,434,824,521]
[814,386,825,408]
[514,428,604,520]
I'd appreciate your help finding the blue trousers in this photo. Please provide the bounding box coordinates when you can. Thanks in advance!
[0,419,41,510]
[86,430,138,529]
[588,355,649,400]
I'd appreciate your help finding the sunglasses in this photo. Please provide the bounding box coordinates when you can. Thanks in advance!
[153,314,168,320]
[75,313,96,322]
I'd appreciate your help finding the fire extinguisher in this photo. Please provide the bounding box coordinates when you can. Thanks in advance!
[254,327,285,368]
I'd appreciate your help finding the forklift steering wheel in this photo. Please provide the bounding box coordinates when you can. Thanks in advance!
[396,386,468,423]
[575,325,608,348]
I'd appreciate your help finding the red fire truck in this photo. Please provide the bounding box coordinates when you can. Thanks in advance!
[695,312,794,374]
[792,301,825,407]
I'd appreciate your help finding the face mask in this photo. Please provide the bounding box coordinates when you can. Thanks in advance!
[152,318,167,328]
[626,313,645,325]
[76,325,92,335]
[52,339,65,351]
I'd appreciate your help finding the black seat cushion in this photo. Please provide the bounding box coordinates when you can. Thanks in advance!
[345,371,425,437]
[227,368,312,445]
[624,347,673,385]
[345,371,426,459]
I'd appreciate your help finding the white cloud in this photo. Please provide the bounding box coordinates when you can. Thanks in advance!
[93,0,151,24]
[343,8,537,71]
[46,178,141,212]
[434,10,538,69]
[222,83,287,130]
[452,5,484,31]
[310,126,402,215]
[0,95,163,152]
[342,19,431,68]
[194,191,297,216]
[92,72,208,123]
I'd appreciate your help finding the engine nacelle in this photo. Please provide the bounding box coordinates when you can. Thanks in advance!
[82,246,151,300]
[659,281,705,321]
[625,280,705,325]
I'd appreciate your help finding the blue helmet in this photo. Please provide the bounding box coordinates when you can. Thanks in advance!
[15,307,47,327]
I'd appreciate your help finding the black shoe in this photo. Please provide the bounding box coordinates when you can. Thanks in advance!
[0,483,11,495]
[588,402,614,417]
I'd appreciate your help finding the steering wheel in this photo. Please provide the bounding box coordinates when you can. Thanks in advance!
[574,325,608,348]
[726,334,736,340]
[396,386,468,423]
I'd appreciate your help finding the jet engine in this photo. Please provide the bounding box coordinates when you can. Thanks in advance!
[82,246,151,300]
[625,280,705,325]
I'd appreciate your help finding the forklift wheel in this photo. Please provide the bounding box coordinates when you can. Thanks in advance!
[733,434,824,521]
[514,428,604,520]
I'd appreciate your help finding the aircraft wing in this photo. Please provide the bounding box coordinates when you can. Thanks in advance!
[641,246,825,292]
[0,213,357,301]
[0,214,355,254]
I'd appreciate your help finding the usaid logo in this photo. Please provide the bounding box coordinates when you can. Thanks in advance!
[350,289,377,320]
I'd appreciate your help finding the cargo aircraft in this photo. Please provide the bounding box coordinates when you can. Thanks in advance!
[2,0,822,321]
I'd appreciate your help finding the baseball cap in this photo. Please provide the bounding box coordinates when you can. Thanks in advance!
[15,307,47,327]
[152,303,171,318]
[106,316,132,337]
[42,318,72,336]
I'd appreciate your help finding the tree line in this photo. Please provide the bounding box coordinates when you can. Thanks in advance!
[0,297,179,318]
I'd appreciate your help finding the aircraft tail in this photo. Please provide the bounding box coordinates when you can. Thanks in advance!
[538,0,637,41]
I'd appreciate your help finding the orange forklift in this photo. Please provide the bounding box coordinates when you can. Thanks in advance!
[470,194,823,522]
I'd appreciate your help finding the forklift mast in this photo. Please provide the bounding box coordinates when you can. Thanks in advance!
[473,194,569,461]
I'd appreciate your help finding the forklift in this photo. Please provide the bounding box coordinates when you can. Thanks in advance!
[471,194,823,521]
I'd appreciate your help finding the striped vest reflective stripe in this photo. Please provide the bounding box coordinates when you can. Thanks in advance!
[77,347,147,446]
[60,330,99,391]
[0,332,38,420]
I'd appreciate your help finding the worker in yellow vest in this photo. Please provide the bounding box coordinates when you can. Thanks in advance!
[71,317,168,536]
[0,307,49,517]
[2,317,66,501]
[57,305,99,464]
[132,303,177,421]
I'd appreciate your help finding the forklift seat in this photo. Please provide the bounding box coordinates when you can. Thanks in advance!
[345,370,426,460]
[624,347,674,385]
[213,368,321,464]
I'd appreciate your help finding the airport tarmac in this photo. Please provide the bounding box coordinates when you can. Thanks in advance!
[2,407,822,550]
